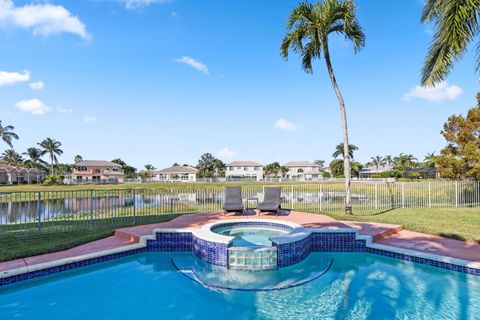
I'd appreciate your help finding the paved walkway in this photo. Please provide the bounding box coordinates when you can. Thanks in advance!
[1,211,479,273]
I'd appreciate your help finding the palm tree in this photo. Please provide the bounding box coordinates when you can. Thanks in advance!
[74,155,83,163]
[384,155,394,166]
[38,138,63,175]
[1,149,23,166]
[281,0,365,215]
[0,121,19,149]
[421,0,480,85]
[144,164,156,171]
[23,147,47,169]
[213,159,226,178]
[424,152,437,167]
[394,153,417,178]
[332,143,359,160]
[314,159,325,169]
[370,155,386,172]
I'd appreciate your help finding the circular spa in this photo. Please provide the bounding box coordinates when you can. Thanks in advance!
[212,223,291,247]
[194,220,306,271]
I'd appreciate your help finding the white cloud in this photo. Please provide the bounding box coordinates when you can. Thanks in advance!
[58,107,73,113]
[274,119,298,132]
[15,98,51,115]
[403,82,463,103]
[83,115,96,123]
[175,56,209,74]
[0,0,89,40]
[123,0,169,10]
[171,11,177,17]
[217,147,235,158]
[0,70,30,86]
[29,80,44,90]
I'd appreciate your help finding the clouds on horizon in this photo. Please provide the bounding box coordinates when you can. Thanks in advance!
[0,0,89,40]
[403,82,463,103]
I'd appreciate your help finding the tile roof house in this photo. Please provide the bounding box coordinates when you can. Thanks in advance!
[226,161,263,181]
[358,165,393,178]
[0,164,44,185]
[283,161,321,181]
[153,165,198,182]
[71,160,125,184]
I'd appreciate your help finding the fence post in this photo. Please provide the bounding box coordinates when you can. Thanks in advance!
[319,184,323,211]
[402,183,405,209]
[375,183,378,210]
[90,190,93,228]
[455,181,458,208]
[291,185,294,210]
[428,182,432,208]
[37,191,41,234]
[133,189,136,225]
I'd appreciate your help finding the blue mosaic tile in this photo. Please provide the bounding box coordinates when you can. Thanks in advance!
[311,232,367,252]
[192,236,228,267]
[275,235,312,267]
[147,232,192,252]
[0,248,146,287]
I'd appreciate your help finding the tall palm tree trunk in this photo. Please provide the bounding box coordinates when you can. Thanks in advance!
[324,44,353,215]
[50,153,54,176]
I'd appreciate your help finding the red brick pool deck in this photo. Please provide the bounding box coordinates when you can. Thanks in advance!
[1,211,479,273]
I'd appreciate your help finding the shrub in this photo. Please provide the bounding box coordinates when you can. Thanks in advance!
[43,175,64,185]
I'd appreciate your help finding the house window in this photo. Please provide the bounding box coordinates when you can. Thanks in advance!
[243,167,248,171]
[228,166,233,171]
[77,166,87,172]
[93,169,101,174]
[254,167,259,171]
[180,174,189,180]
[297,169,304,173]
[113,167,119,172]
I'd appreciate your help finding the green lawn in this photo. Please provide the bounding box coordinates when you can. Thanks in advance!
[0,229,115,262]
[323,207,480,243]
[0,208,478,263]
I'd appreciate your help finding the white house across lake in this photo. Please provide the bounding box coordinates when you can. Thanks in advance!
[283,161,321,181]
[226,161,263,181]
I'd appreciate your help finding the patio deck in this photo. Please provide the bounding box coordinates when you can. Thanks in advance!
[1,211,479,274]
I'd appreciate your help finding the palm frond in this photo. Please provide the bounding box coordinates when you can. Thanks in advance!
[421,0,480,85]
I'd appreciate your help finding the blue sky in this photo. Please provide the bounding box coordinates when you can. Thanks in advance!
[0,0,478,170]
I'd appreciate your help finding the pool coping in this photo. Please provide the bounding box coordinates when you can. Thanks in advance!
[2,219,480,283]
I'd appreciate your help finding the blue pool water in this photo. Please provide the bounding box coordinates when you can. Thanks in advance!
[214,226,289,246]
[1,252,479,319]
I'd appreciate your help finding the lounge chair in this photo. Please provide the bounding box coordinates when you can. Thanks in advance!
[258,187,282,214]
[223,186,244,215]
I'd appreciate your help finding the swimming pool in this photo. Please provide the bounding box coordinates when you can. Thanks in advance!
[213,225,290,246]
[1,252,479,319]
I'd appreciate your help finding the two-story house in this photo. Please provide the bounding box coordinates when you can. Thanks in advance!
[225,161,263,181]
[283,161,321,181]
[72,160,125,183]
[153,165,198,182]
